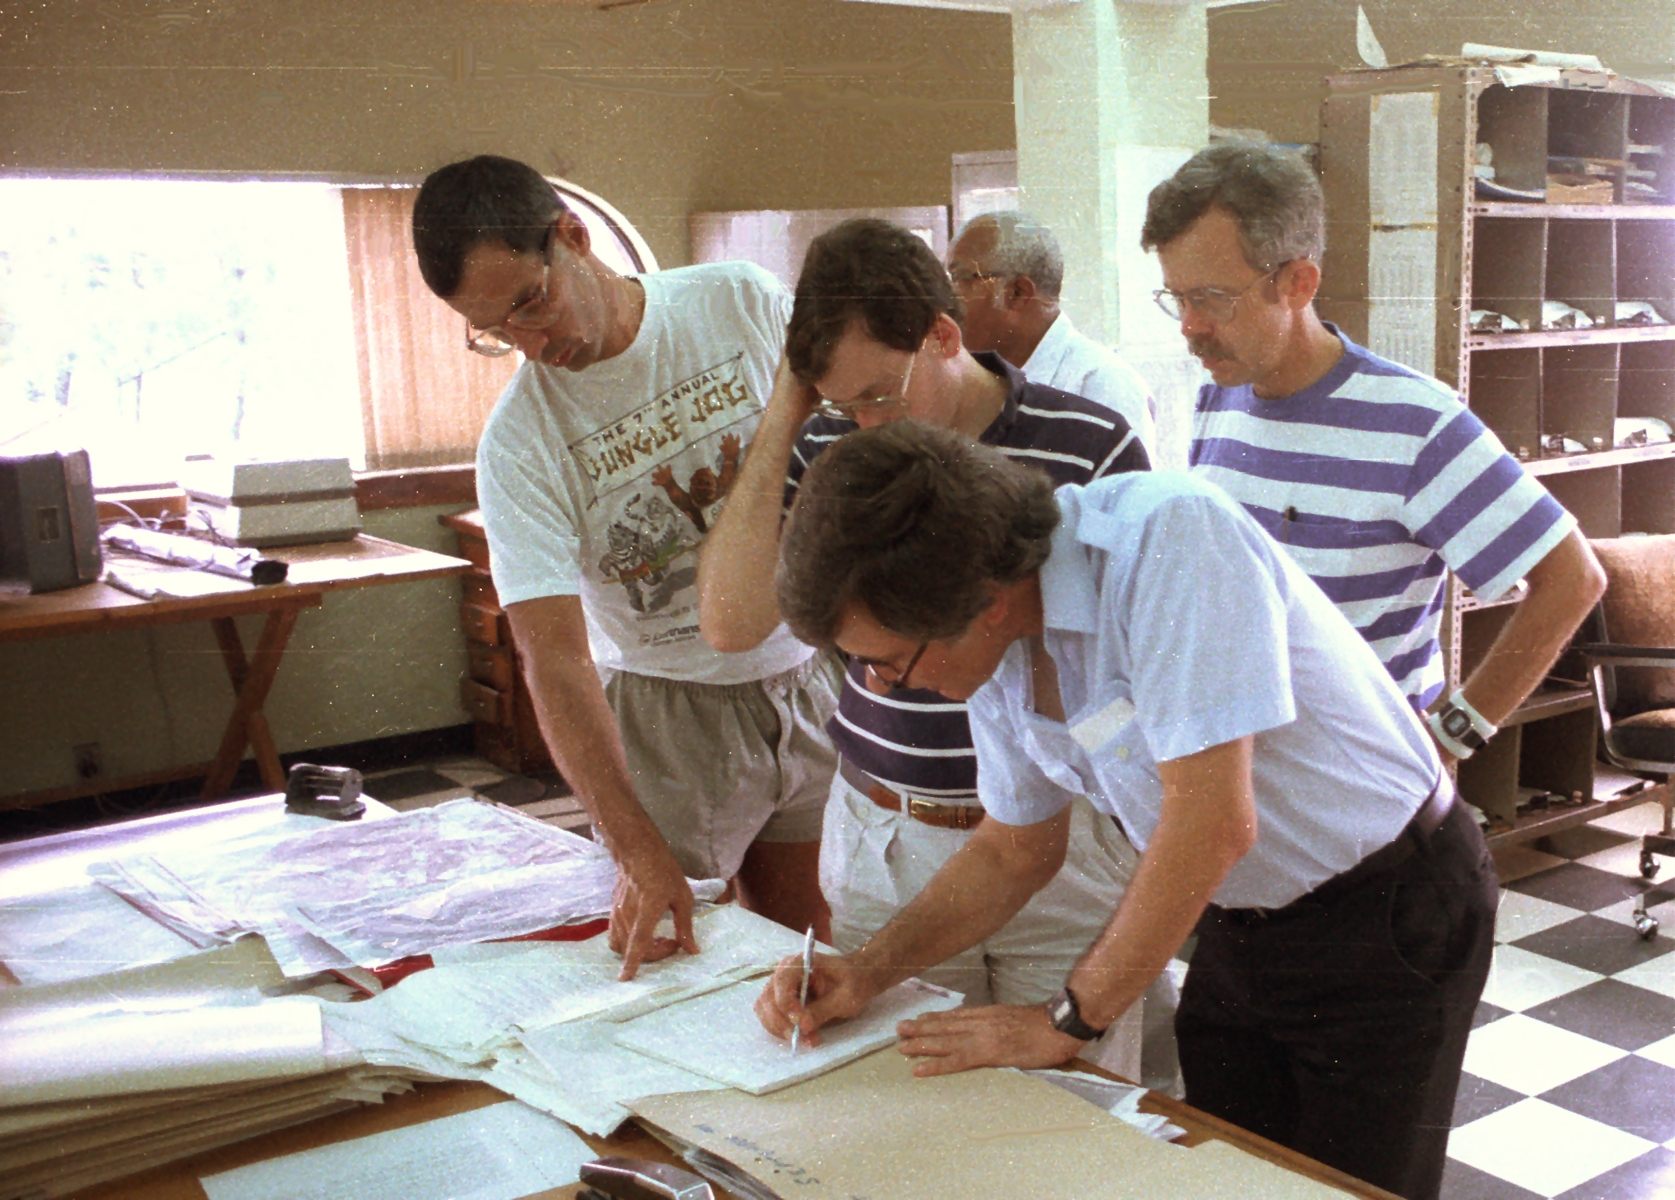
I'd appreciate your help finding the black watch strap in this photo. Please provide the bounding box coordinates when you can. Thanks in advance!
[1046,986,1106,1041]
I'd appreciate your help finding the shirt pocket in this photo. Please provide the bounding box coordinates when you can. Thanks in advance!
[1263,507,1394,551]
[1020,716,1102,798]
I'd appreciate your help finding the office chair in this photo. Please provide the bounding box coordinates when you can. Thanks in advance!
[1576,534,1675,939]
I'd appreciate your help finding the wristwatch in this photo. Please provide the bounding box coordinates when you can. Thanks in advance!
[1433,701,1488,752]
[1046,986,1106,1042]
[1428,689,1497,760]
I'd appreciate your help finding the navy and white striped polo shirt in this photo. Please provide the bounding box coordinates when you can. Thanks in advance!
[785,351,1149,799]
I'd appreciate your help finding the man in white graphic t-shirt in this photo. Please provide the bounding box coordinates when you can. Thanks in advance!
[412,155,838,979]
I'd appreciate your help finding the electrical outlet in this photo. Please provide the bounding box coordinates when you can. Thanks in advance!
[73,742,102,781]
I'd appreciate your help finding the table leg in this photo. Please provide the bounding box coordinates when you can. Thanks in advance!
[203,604,303,799]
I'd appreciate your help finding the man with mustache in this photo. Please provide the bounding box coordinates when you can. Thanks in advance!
[1142,142,1603,766]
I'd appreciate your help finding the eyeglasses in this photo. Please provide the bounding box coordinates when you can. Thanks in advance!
[465,248,556,358]
[1152,262,1289,323]
[948,266,1004,289]
[814,349,919,422]
[864,640,930,693]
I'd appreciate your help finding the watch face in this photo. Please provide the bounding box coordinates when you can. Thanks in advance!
[1442,708,1474,739]
[1048,994,1072,1024]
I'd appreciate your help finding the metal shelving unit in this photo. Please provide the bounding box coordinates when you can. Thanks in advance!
[1319,62,1675,839]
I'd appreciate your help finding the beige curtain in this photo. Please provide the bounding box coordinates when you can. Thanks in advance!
[341,186,514,471]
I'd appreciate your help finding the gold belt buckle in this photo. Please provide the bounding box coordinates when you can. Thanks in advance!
[907,796,938,822]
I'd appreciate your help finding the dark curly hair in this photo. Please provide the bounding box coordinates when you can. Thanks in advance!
[777,421,1058,647]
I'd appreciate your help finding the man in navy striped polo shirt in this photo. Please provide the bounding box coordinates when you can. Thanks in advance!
[697,217,1176,1086]
[1142,142,1604,763]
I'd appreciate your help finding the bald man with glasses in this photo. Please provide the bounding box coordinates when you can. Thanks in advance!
[411,155,842,978]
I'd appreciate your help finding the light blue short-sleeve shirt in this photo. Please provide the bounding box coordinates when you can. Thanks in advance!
[967,472,1444,909]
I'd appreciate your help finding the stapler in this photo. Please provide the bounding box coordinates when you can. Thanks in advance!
[283,763,365,820]
[576,1156,715,1200]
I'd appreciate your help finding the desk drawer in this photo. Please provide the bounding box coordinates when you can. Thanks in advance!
[461,678,511,726]
[454,530,491,572]
[460,601,509,647]
[467,641,518,692]
[461,570,499,610]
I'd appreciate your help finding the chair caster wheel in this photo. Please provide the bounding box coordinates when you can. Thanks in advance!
[1634,913,1660,940]
[1641,851,1661,880]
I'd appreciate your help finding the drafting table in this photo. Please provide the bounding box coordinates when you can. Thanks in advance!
[0,794,1401,1200]
[0,533,468,810]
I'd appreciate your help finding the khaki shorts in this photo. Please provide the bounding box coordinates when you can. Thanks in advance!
[604,652,841,881]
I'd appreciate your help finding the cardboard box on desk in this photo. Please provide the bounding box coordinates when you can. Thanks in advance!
[180,455,361,548]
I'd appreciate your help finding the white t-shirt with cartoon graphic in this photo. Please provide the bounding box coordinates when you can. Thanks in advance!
[476,260,812,685]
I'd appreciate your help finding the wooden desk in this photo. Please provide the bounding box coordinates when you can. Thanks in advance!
[72,1070,1399,1200]
[0,535,469,810]
[5,797,1397,1200]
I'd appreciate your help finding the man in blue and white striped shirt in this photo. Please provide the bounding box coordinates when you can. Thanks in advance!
[1141,142,1603,761]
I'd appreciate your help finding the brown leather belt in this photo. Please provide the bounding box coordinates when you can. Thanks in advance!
[836,757,987,831]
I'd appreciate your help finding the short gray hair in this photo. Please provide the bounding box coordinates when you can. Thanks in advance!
[957,210,1064,299]
[1139,141,1325,270]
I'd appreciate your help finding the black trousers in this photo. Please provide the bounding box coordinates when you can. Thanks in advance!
[1177,801,1498,1200]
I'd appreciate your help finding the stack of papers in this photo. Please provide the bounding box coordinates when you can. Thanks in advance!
[0,941,417,1200]
[5,793,983,1198]
[320,904,957,1138]
[89,799,624,977]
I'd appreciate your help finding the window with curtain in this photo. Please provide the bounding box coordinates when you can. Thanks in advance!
[0,176,656,487]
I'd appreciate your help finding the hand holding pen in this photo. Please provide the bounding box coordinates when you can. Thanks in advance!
[754,937,880,1047]
[791,924,815,1055]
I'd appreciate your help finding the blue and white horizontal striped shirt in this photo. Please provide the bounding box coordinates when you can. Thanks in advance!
[1190,326,1573,711]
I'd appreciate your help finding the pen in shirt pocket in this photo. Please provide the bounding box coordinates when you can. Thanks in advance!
[1281,505,1297,543]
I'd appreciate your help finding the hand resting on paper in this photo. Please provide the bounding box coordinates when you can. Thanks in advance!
[608,842,699,981]
[895,1004,1086,1077]
[754,950,879,1046]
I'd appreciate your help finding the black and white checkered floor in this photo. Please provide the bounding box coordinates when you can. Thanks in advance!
[373,759,1675,1200]
[362,755,590,832]
[1446,801,1675,1200]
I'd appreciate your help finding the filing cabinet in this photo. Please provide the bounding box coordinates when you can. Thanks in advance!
[439,508,553,774]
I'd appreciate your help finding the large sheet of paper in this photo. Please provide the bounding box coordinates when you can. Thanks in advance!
[0,880,203,986]
[198,1100,594,1200]
[0,994,346,1106]
[0,937,286,1034]
[634,1049,1353,1198]
[89,799,621,976]
[613,976,959,1095]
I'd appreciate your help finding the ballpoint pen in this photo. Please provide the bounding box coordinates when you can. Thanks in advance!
[791,923,814,1055]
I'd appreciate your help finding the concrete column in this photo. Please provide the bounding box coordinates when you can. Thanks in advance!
[1011,0,1210,467]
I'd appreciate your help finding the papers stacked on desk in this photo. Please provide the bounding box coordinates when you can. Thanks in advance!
[319,904,958,1137]
[633,1050,1357,1199]
[89,798,623,978]
[0,940,420,1200]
